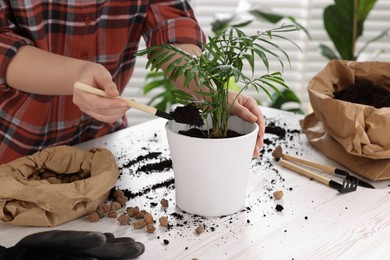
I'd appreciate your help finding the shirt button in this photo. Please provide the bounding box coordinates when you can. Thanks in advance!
[84,16,92,25]
[80,50,89,59]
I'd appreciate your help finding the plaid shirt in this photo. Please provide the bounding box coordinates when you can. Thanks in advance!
[0,0,205,163]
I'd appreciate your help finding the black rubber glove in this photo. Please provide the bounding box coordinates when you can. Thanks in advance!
[0,230,145,260]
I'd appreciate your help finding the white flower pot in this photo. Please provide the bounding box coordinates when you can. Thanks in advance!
[165,116,258,216]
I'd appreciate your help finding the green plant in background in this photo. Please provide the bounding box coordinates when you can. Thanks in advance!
[142,1,306,114]
[210,3,309,37]
[142,71,193,112]
[138,25,300,138]
[320,0,389,61]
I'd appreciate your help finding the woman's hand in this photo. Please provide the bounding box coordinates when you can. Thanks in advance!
[228,91,265,157]
[73,63,129,123]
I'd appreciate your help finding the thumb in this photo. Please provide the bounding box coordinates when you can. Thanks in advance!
[94,73,119,97]
[102,81,119,97]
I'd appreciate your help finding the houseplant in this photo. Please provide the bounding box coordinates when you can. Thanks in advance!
[319,0,389,61]
[142,0,307,114]
[138,24,299,216]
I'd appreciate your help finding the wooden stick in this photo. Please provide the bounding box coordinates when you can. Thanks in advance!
[279,159,330,186]
[273,146,375,189]
[74,81,172,120]
[272,145,343,176]
[281,153,336,174]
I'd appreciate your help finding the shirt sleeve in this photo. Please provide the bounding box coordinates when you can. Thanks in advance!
[0,3,33,89]
[143,0,206,48]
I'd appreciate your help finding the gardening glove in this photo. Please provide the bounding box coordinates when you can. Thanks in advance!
[0,230,145,260]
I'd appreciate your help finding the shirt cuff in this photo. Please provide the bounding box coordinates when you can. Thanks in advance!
[143,1,206,49]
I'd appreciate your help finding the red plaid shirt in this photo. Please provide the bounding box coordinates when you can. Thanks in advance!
[0,0,205,163]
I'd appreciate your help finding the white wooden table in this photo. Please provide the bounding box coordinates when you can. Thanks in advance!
[1,107,389,260]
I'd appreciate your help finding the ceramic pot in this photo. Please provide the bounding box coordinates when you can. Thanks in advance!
[165,116,258,216]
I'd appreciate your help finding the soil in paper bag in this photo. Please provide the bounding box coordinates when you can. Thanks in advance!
[334,79,390,108]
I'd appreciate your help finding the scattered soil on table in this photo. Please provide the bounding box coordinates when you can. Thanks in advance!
[106,115,304,254]
[333,79,390,108]
[170,103,204,127]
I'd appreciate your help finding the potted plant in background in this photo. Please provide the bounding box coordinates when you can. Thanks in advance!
[319,0,388,61]
[138,24,300,216]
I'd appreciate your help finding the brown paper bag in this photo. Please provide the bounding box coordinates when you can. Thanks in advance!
[0,146,119,226]
[301,113,390,180]
[307,60,390,159]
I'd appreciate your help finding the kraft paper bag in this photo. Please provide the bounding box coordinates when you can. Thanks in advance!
[300,113,390,180]
[307,60,390,159]
[0,146,119,226]
[301,113,390,180]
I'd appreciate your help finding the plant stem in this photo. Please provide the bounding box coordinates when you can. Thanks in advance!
[352,0,358,60]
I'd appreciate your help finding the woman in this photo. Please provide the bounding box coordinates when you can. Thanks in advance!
[0,0,264,164]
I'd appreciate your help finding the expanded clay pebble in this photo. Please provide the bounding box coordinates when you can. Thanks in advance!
[146,224,156,233]
[160,198,169,207]
[110,201,122,211]
[135,210,147,219]
[41,172,57,179]
[70,175,82,182]
[88,211,100,222]
[107,210,118,218]
[112,189,125,199]
[95,209,105,218]
[273,190,284,200]
[97,203,110,213]
[195,225,204,235]
[115,196,129,207]
[133,220,146,229]
[117,214,130,225]
[159,216,169,227]
[47,176,62,184]
[126,206,140,217]
[144,212,154,225]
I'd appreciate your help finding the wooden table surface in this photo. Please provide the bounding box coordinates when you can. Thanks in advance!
[1,107,389,260]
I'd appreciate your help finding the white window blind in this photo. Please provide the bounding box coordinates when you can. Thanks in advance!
[124,0,390,126]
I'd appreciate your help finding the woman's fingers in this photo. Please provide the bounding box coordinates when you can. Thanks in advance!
[73,88,129,123]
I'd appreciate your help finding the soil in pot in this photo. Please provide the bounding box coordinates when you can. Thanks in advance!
[178,128,242,138]
[170,103,204,127]
[171,103,241,138]
[334,79,390,108]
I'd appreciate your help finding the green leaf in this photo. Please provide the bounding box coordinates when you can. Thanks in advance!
[249,10,284,24]
[319,44,340,60]
[269,89,303,114]
[324,2,354,60]
[323,0,378,60]
[143,80,166,94]
[223,77,240,92]
[243,53,255,75]
[358,0,377,21]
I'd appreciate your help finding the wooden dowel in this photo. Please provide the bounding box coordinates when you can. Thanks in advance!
[280,159,330,186]
[74,81,158,116]
[282,153,335,174]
